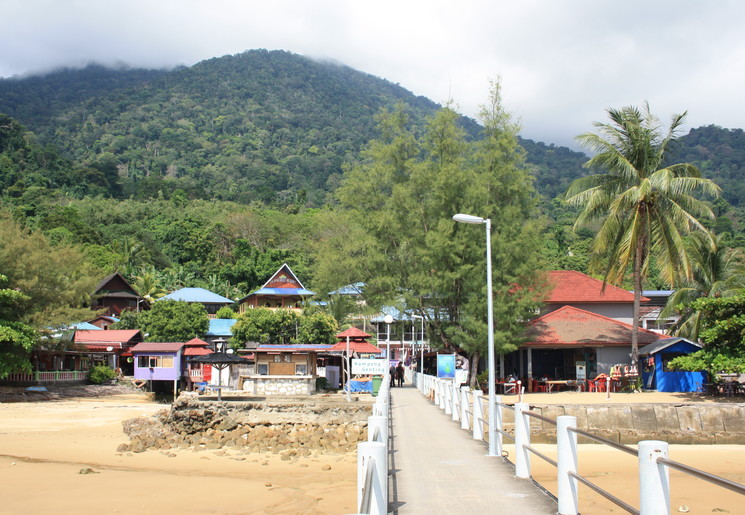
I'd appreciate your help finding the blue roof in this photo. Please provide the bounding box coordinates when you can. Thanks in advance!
[251,287,316,296]
[206,318,238,336]
[71,322,102,330]
[160,287,235,304]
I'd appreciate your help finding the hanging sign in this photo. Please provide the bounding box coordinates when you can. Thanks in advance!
[437,354,456,379]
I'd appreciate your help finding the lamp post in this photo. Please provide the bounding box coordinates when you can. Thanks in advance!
[453,213,497,457]
[384,314,394,363]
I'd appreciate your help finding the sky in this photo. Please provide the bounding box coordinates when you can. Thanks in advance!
[1,0,743,149]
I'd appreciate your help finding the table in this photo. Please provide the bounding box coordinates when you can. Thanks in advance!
[546,380,567,393]
[546,380,583,393]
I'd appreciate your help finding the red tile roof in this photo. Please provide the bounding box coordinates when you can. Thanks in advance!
[526,305,663,347]
[336,327,372,340]
[184,346,213,356]
[328,340,382,354]
[130,342,185,353]
[545,271,646,304]
[74,329,141,343]
[184,337,210,346]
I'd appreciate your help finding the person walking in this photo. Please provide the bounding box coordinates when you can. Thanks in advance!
[396,362,404,387]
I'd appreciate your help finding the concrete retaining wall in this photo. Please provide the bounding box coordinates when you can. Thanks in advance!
[502,403,745,444]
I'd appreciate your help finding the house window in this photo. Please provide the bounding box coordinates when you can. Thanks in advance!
[273,355,282,363]
[283,354,292,363]
[296,364,307,375]
[258,363,269,375]
[137,355,174,368]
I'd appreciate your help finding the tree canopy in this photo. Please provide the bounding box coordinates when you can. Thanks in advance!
[567,103,721,364]
[114,300,210,342]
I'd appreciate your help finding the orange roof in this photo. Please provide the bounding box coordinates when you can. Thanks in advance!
[336,327,371,340]
[526,305,663,347]
[184,346,213,356]
[545,271,647,304]
[74,329,141,344]
[328,340,382,354]
[184,337,210,346]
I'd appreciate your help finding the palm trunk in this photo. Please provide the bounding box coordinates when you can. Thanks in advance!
[632,240,643,367]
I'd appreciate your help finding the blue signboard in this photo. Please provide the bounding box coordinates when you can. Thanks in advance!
[437,354,456,379]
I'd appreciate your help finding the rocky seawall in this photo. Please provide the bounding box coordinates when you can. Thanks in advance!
[502,403,745,444]
[118,392,371,457]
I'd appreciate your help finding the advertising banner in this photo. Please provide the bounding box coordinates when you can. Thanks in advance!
[437,354,456,379]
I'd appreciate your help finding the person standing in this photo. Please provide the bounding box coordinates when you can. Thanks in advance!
[390,365,396,387]
[396,362,404,387]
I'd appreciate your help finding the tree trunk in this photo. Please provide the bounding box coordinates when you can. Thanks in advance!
[468,350,480,388]
[632,240,643,367]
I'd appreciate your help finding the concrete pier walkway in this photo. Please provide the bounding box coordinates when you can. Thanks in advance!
[389,385,556,514]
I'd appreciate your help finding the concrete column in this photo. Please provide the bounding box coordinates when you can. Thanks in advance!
[557,416,578,515]
[638,440,670,515]
[514,402,531,478]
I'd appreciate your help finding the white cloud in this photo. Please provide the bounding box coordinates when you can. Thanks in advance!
[1,0,744,148]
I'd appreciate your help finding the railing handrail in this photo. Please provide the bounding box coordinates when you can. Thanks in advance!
[657,456,745,496]
[415,372,744,515]
[358,457,377,513]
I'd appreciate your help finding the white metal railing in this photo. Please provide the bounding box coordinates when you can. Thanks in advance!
[3,370,87,382]
[414,372,745,515]
[356,373,390,515]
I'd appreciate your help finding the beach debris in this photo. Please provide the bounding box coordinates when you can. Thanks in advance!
[78,467,99,474]
[265,482,272,487]
[321,464,331,471]
[677,505,690,512]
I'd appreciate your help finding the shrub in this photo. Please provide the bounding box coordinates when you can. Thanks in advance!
[89,365,116,384]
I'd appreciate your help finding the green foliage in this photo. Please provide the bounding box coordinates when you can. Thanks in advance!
[135,300,209,342]
[668,294,745,378]
[88,364,117,384]
[567,103,721,363]
[316,81,546,382]
[231,308,338,347]
[0,212,101,329]
[297,311,339,345]
[215,306,236,319]
[0,274,37,378]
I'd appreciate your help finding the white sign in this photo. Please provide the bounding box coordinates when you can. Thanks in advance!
[352,359,388,375]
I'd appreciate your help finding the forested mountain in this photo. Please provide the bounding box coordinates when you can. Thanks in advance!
[0,49,587,205]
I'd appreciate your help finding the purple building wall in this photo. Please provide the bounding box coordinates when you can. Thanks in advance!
[133,351,182,381]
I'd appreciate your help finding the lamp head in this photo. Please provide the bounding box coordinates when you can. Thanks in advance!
[453,213,485,224]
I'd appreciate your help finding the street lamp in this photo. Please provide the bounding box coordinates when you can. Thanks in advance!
[453,213,497,457]
[384,314,394,363]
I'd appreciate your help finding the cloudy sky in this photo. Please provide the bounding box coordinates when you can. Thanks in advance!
[1,0,742,149]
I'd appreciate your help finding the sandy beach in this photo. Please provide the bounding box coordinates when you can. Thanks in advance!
[0,388,743,514]
[0,392,357,514]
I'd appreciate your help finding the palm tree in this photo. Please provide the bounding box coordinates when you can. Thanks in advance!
[566,104,720,365]
[660,231,745,340]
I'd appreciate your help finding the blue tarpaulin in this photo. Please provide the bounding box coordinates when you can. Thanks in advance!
[347,380,373,393]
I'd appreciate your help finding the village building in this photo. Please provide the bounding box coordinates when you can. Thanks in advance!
[159,287,235,317]
[92,272,148,316]
[508,271,665,388]
[73,329,143,375]
[242,344,332,395]
[237,263,315,313]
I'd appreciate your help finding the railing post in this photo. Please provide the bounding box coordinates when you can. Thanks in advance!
[514,402,531,478]
[495,395,503,457]
[638,440,670,515]
[557,415,579,515]
[358,441,387,515]
[368,415,388,446]
[434,378,441,406]
[460,386,470,430]
[451,380,459,421]
[443,380,452,415]
[439,380,447,411]
[472,390,484,441]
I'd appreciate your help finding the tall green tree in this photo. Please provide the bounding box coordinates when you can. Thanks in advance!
[566,104,721,365]
[316,81,546,384]
[123,300,209,342]
[0,275,37,378]
[660,231,745,340]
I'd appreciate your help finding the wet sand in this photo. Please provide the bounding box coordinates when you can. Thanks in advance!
[0,393,357,514]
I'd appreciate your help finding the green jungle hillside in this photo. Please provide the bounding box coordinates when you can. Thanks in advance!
[1,49,744,300]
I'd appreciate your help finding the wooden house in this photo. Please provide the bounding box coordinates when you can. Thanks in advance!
[237,264,315,313]
[73,329,143,375]
[93,273,147,316]
[182,338,213,389]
